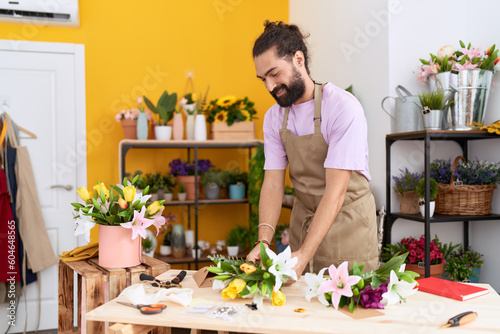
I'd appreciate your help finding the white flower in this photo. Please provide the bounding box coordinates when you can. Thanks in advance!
[437,45,455,61]
[382,270,418,306]
[303,267,329,306]
[212,279,229,290]
[74,208,96,243]
[265,246,298,291]
[133,191,151,205]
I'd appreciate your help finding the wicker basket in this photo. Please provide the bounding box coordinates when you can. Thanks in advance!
[435,156,497,215]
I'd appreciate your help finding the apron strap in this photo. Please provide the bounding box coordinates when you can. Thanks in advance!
[282,82,323,131]
[313,82,322,134]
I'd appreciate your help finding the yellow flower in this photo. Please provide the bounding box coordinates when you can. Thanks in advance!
[227,278,246,296]
[222,287,239,299]
[77,187,90,201]
[191,93,198,101]
[93,182,109,199]
[240,110,250,121]
[123,186,136,202]
[214,111,228,123]
[272,289,286,306]
[240,263,256,274]
[147,201,162,215]
[118,197,128,209]
[216,95,237,108]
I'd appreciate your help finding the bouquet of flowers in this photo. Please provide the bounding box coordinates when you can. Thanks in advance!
[207,243,297,306]
[205,95,257,126]
[169,158,213,176]
[71,175,167,242]
[418,40,500,83]
[305,253,419,312]
[114,97,154,122]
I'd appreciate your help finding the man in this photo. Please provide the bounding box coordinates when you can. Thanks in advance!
[246,21,378,278]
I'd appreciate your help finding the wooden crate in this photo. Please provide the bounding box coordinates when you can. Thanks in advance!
[211,121,255,140]
[58,255,170,334]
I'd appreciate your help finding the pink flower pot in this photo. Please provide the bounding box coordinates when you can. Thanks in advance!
[172,113,184,140]
[98,225,141,268]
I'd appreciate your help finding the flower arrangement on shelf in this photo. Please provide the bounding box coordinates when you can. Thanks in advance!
[207,243,297,306]
[168,158,213,176]
[443,245,484,282]
[305,253,418,311]
[392,168,423,195]
[143,91,177,125]
[115,97,154,122]
[179,93,200,116]
[71,175,166,242]
[430,158,500,185]
[205,95,257,126]
[418,41,500,83]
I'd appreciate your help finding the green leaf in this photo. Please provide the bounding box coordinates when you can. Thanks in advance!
[143,185,150,195]
[371,275,382,289]
[349,297,355,313]
[213,274,233,280]
[206,266,224,274]
[111,185,124,197]
[132,174,139,185]
[259,242,271,269]
[420,58,430,65]
[71,202,84,210]
[91,197,101,210]
[265,278,274,299]
[249,283,258,295]
[460,40,466,48]
[143,96,157,113]
[99,190,106,204]
[220,261,236,274]
[117,211,129,217]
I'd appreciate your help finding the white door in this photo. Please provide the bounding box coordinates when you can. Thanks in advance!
[0,40,86,332]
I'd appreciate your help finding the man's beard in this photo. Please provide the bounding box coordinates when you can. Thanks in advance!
[271,67,305,108]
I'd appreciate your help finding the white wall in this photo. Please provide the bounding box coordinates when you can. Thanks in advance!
[290,0,500,290]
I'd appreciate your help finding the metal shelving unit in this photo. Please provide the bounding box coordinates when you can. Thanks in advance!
[384,130,500,277]
[119,139,264,268]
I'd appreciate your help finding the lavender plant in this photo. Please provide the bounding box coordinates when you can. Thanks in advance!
[430,159,452,183]
[454,159,500,185]
[392,168,423,194]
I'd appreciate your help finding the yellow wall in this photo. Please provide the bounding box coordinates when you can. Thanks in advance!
[0,0,289,250]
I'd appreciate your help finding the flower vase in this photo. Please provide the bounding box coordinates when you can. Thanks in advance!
[171,224,186,258]
[227,246,239,257]
[98,225,141,268]
[136,112,149,140]
[159,245,172,256]
[155,125,172,140]
[406,262,444,280]
[177,192,187,201]
[177,175,199,200]
[186,114,195,140]
[194,114,207,141]
[229,183,245,200]
[172,113,184,140]
[419,201,435,217]
[121,119,137,139]
[205,184,220,199]
[397,191,419,214]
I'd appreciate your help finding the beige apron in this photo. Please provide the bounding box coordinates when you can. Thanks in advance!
[280,83,378,273]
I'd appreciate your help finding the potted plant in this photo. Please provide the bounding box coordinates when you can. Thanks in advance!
[169,158,213,200]
[225,225,250,256]
[146,172,164,202]
[142,234,155,257]
[416,90,452,130]
[283,185,295,205]
[382,234,459,279]
[179,93,200,140]
[200,168,226,199]
[415,177,438,217]
[163,174,176,202]
[392,168,423,214]
[160,226,172,256]
[226,168,248,200]
[144,91,177,140]
[177,182,187,201]
[443,245,484,283]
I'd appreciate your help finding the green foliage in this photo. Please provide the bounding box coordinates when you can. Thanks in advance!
[415,177,439,201]
[284,185,295,195]
[143,90,177,124]
[163,174,176,192]
[200,169,227,187]
[179,182,185,193]
[417,90,452,110]
[142,236,154,252]
[225,167,249,187]
[444,245,484,281]
[248,144,265,243]
[226,225,250,249]
[162,230,171,246]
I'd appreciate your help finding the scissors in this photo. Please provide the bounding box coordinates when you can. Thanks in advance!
[117,301,167,315]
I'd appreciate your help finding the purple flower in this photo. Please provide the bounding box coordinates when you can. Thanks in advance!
[356,283,388,309]
[169,158,213,176]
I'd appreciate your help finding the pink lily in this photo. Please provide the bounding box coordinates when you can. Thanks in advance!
[317,262,361,309]
[417,62,438,83]
[459,46,482,61]
[151,208,166,236]
[455,60,478,71]
[120,206,154,239]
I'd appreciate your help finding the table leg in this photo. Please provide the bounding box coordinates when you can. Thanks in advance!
[58,261,74,333]
[85,276,105,333]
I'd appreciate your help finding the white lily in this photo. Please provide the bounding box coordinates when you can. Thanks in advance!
[382,270,417,306]
[133,191,151,205]
[74,207,96,243]
[303,267,329,306]
[265,246,298,291]
[212,279,230,290]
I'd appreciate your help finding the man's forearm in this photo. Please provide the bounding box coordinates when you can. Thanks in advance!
[257,172,285,242]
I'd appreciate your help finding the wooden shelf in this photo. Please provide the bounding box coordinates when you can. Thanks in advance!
[163,198,249,206]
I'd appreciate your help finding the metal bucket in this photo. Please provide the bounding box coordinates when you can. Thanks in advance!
[421,109,443,130]
[429,70,493,130]
[382,85,423,133]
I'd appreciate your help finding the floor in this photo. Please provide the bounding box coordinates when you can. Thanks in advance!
[24,329,223,334]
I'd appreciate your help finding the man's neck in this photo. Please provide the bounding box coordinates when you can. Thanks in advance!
[293,76,316,105]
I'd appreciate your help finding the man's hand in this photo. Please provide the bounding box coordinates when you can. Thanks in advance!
[283,250,309,286]
[246,244,268,265]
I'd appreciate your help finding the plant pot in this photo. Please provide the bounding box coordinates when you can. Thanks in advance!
[185,230,194,249]
[177,192,187,201]
[419,201,435,217]
[406,262,444,280]
[177,175,199,200]
[194,114,207,141]
[185,114,195,140]
[171,224,186,258]
[227,245,239,257]
[98,225,141,268]
[421,109,443,130]
[463,267,481,283]
[397,191,419,214]
[205,184,220,199]
[136,112,149,140]
[155,125,172,140]
[164,192,173,202]
[191,248,202,259]
[159,245,172,256]
[143,250,154,257]
[121,119,137,139]
[283,194,294,205]
[229,183,245,200]
[172,112,184,140]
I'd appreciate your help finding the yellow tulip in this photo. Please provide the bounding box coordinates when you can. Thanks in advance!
[240,263,256,275]
[221,287,238,299]
[77,187,90,201]
[93,182,109,199]
[118,197,128,209]
[147,201,162,215]
[272,289,286,306]
[123,186,136,202]
[228,278,246,295]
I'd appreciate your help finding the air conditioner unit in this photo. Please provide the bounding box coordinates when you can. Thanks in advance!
[0,0,79,27]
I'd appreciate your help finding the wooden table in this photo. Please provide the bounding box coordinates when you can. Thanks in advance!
[86,270,500,334]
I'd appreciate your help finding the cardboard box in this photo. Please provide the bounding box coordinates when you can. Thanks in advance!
[211,121,255,140]
[193,266,216,288]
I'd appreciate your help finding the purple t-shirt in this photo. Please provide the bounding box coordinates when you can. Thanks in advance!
[263,82,371,181]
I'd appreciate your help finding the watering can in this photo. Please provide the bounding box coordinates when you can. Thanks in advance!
[382,85,423,133]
